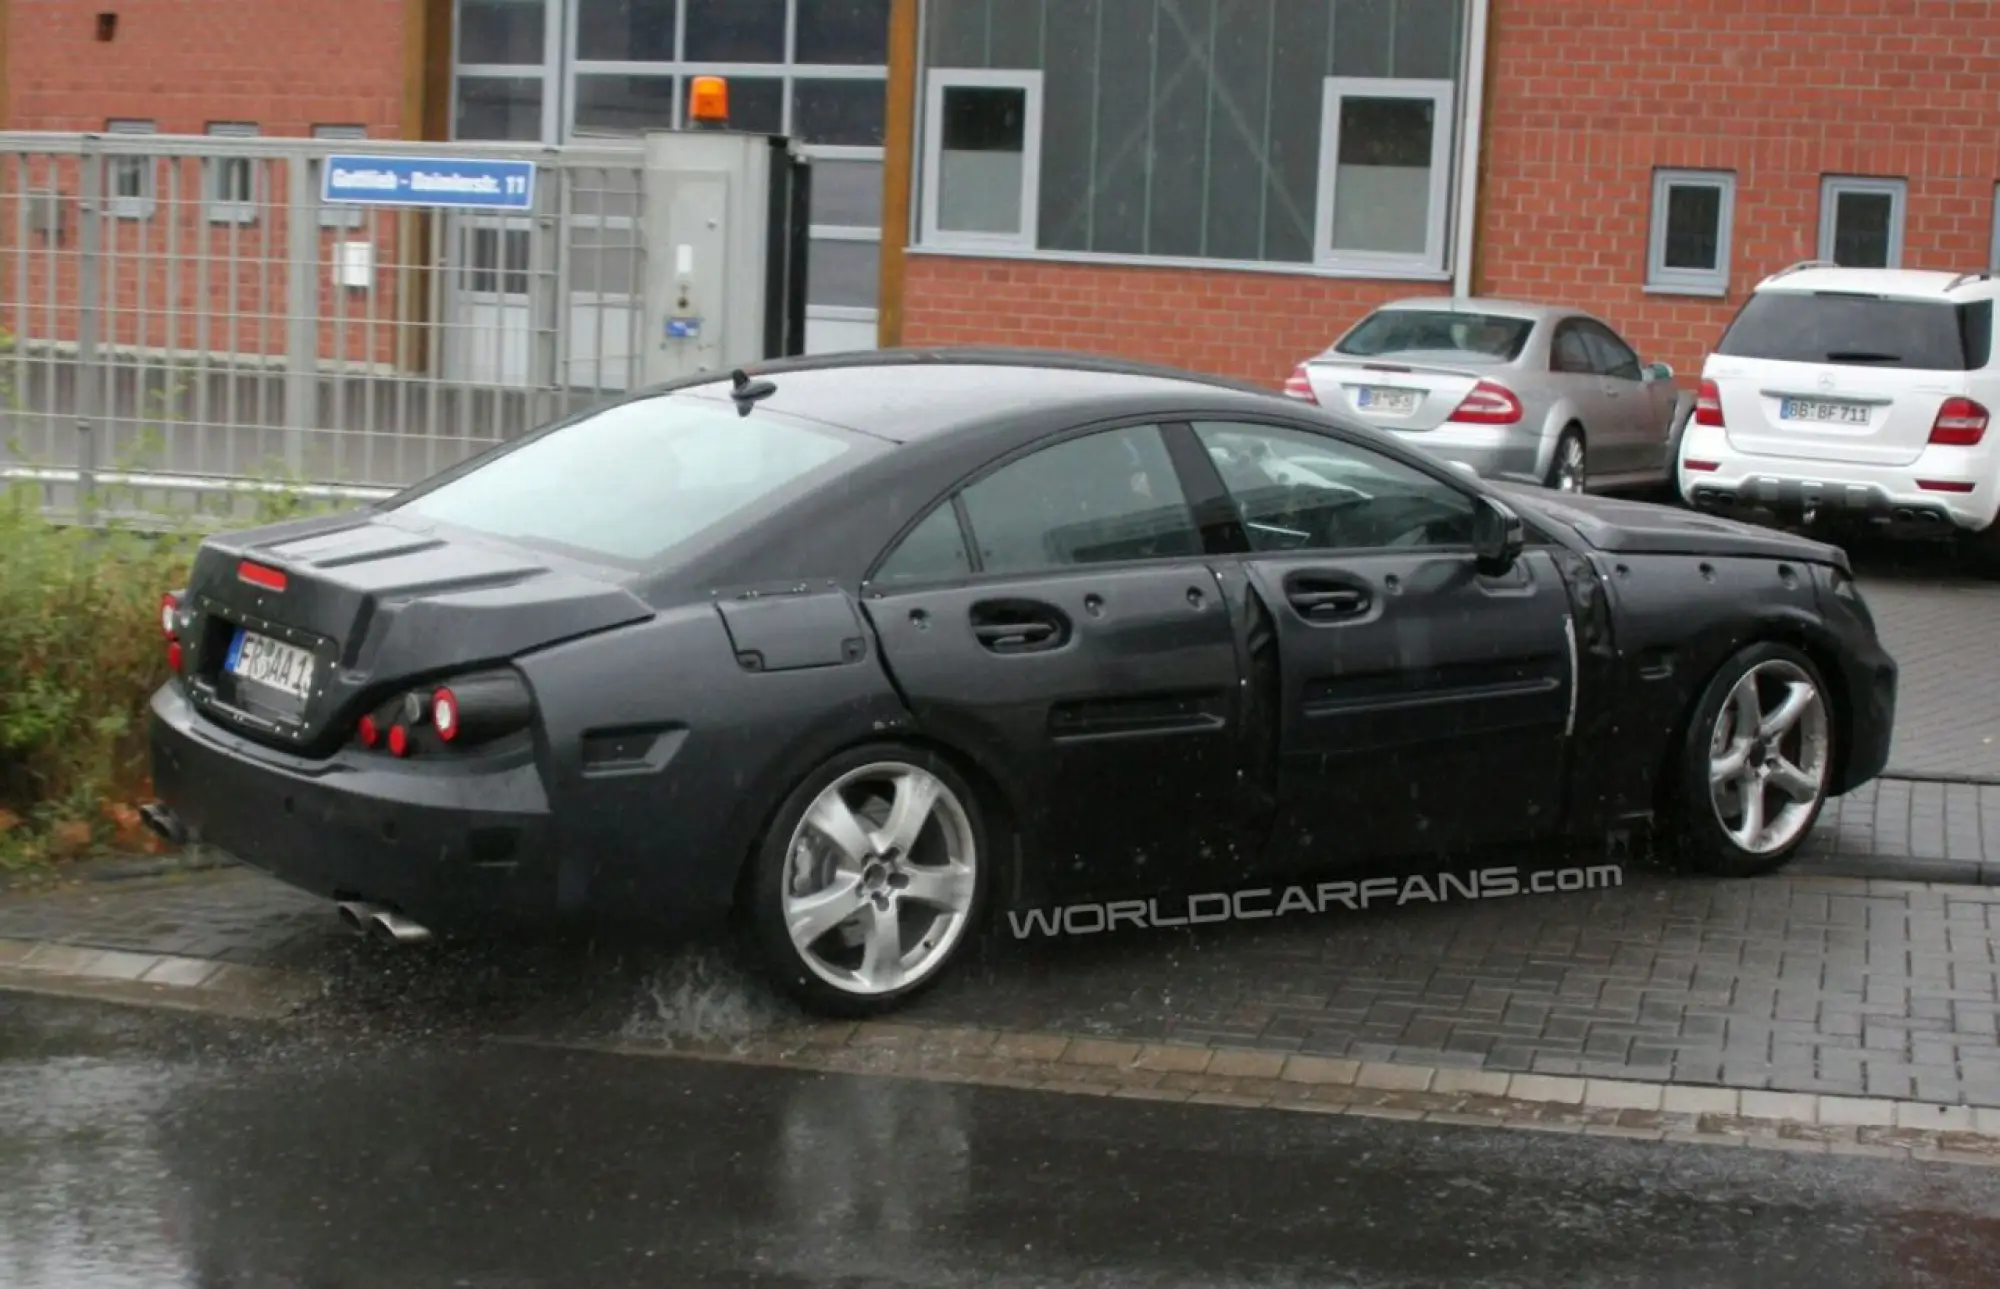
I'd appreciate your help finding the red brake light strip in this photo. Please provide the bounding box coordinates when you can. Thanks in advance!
[238,561,287,592]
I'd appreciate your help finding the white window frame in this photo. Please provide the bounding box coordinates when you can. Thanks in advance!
[205,122,261,225]
[919,67,1043,253]
[1313,77,1455,277]
[1990,183,1999,274]
[1818,175,1906,268]
[1645,168,1734,296]
[104,119,155,220]
[313,125,369,228]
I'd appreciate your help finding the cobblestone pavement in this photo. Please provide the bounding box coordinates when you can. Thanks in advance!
[1855,572,2000,782]
[7,864,2000,1108]
[1797,779,2000,882]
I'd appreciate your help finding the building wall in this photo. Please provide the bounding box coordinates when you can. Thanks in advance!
[904,254,1440,386]
[5,0,409,136]
[901,0,1470,384]
[1471,0,2000,383]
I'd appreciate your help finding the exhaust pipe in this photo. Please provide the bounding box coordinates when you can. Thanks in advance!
[139,802,187,846]
[335,900,381,936]
[369,909,432,945]
[334,900,433,944]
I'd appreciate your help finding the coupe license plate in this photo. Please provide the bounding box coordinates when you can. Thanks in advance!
[1779,397,1871,426]
[226,629,317,700]
[1357,386,1420,415]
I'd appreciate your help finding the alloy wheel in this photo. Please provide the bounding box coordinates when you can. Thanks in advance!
[1554,434,1587,493]
[781,762,978,997]
[1706,660,1830,855]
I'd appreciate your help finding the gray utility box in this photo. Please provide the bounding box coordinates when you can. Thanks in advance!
[638,130,811,385]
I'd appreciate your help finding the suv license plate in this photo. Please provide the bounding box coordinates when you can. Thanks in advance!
[1779,397,1870,425]
[1357,386,1420,415]
[226,628,316,700]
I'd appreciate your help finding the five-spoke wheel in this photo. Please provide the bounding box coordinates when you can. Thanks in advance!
[747,746,987,1015]
[1675,642,1834,875]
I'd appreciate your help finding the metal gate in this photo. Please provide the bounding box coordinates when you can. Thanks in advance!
[0,131,652,519]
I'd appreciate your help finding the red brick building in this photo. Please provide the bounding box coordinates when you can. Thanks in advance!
[5,0,1998,387]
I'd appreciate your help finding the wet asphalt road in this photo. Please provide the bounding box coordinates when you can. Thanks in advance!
[3,995,1999,1288]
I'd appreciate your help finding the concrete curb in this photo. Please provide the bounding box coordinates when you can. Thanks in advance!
[0,936,312,1020]
[0,848,236,895]
[519,1020,2000,1169]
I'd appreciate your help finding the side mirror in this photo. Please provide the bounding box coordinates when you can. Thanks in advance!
[1445,458,1481,477]
[1472,495,1525,574]
[1645,361,1673,381]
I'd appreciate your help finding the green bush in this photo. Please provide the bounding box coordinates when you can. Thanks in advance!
[0,487,196,865]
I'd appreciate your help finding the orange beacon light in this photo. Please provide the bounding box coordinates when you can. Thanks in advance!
[688,76,730,129]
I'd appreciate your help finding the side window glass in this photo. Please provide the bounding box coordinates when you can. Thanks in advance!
[1583,323,1643,380]
[874,503,971,586]
[1550,322,1594,374]
[959,424,1201,574]
[1191,421,1476,553]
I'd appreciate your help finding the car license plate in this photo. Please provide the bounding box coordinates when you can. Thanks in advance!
[1357,386,1420,415]
[226,628,316,700]
[1779,397,1871,425]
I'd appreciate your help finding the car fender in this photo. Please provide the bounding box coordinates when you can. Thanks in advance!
[516,597,916,923]
[1534,398,1588,478]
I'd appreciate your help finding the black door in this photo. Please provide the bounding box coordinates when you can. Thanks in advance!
[1185,419,1576,869]
[861,422,1247,902]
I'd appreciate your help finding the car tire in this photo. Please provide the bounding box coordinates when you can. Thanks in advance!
[743,742,990,1018]
[1668,641,1836,878]
[1545,426,1587,493]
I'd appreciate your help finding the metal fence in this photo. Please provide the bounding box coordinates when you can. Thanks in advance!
[0,131,652,522]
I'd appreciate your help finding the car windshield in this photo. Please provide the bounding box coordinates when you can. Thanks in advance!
[392,393,880,565]
[1333,310,1534,362]
[1716,291,1994,370]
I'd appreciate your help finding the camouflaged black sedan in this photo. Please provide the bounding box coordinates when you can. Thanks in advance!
[144,349,1897,1016]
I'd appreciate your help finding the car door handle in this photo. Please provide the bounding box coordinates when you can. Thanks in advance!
[969,600,1069,653]
[1286,584,1371,620]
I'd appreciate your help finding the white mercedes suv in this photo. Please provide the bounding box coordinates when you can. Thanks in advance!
[1678,262,1998,569]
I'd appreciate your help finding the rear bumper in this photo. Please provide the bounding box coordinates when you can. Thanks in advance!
[1388,423,1547,481]
[1679,424,2000,535]
[148,683,560,925]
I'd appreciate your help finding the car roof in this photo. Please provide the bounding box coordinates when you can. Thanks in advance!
[1754,264,1997,299]
[1369,296,1574,323]
[667,347,1288,445]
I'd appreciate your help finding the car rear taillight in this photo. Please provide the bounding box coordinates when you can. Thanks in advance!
[1448,380,1523,426]
[354,669,534,755]
[432,688,461,742]
[1929,397,1989,446]
[1694,379,1725,428]
[161,591,185,673]
[1282,363,1318,403]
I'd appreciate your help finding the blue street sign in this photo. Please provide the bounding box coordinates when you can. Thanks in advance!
[321,154,536,211]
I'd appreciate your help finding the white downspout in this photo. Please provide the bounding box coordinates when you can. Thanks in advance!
[1451,0,1491,299]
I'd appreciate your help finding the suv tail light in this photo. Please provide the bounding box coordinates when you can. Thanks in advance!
[1694,379,1725,428]
[1929,397,1989,446]
[1448,380,1523,426]
[1282,363,1318,403]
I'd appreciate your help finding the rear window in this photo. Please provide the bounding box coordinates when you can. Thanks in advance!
[1333,310,1534,362]
[1716,291,1994,371]
[394,394,876,564]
